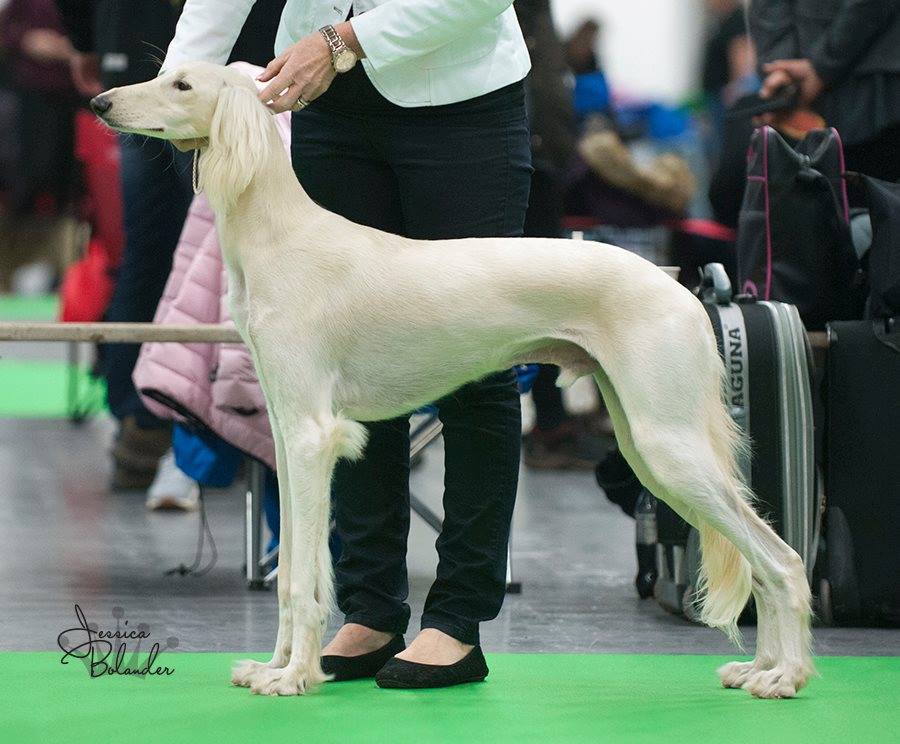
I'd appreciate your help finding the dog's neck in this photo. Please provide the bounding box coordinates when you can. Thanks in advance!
[200,122,322,269]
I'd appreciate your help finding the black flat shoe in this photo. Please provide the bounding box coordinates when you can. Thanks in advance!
[321,635,406,681]
[375,646,489,689]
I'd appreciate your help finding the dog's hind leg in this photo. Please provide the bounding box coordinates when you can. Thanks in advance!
[232,413,294,687]
[250,410,367,696]
[590,325,812,698]
[595,367,789,694]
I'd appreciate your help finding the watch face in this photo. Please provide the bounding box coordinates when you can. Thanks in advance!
[334,49,357,74]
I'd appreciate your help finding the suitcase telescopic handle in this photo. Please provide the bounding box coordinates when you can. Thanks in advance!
[699,263,734,305]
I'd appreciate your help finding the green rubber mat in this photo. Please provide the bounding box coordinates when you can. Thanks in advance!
[0,293,58,320]
[0,359,105,418]
[0,293,106,418]
[3,653,897,744]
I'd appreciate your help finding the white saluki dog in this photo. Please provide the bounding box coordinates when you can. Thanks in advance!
[93,62,813,698]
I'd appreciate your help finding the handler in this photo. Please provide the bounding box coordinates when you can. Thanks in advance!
[161,0,532,688]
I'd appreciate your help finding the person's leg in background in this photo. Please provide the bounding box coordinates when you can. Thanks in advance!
[47,97,80,213]
[102,136,193,490]
[9,88,57,215]
[7,89,79,292]
[290,102,416,659]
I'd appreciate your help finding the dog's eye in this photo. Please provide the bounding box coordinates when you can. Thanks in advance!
[174,79,192,92]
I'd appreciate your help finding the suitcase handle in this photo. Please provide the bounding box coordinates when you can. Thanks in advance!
[700,263,733,305]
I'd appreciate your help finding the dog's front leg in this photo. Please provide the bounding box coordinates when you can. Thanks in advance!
[249,413,346,696]
[232,416,294,687]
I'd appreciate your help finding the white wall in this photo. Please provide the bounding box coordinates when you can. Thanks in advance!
[551,0,708,103]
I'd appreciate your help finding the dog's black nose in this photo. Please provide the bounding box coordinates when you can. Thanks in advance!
[90,95,112,115]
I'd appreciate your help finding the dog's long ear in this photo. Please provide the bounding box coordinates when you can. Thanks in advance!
[200,85,272,211]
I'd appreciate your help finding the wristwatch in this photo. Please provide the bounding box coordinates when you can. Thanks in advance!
[320,25,358,74]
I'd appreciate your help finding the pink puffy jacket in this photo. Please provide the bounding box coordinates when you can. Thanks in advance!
[132,64,287,469]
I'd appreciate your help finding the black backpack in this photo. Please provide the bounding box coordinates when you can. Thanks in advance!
[736,126,863,330]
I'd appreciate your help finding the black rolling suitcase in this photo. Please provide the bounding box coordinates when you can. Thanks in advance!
[821,175,900,626]
[654,263,820,619]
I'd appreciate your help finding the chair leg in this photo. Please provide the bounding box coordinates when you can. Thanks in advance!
[245,458,268,590]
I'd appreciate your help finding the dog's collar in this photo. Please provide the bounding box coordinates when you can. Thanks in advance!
[192,148,201,195]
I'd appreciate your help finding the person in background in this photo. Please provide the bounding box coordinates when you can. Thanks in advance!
[1,0,79,216]
[702,0,756,167]
[703,0,757,228]
[702,0,756,110]
[54,0,283,506]
[751,0,900,183]
[565,18,601,76]
[517,1,606,470]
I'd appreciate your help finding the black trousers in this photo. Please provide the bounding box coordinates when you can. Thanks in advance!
[291,66,532,645]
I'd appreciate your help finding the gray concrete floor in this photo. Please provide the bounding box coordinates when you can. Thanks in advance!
[1,411,897,657]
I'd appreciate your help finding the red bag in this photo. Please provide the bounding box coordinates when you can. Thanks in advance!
[59,237,115,322]
[58,111,124,323]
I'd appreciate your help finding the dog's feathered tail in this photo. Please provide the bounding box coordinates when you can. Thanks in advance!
[324,417,368,462]
[694,376,754,647]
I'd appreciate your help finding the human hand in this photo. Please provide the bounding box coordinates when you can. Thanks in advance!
[70,52,103,97]
[256,32,337,113]
[22,28,73,64]
[762,59,824,105]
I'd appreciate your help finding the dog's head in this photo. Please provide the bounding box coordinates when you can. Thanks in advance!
[92,62,275,210]
[90,61,260,141]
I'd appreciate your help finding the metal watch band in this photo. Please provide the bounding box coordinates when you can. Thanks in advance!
[319,25,346,58]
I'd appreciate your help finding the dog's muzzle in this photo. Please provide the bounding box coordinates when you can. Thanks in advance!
[90,95,112,115]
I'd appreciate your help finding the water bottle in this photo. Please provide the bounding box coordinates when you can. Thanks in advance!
[634,489,658,599]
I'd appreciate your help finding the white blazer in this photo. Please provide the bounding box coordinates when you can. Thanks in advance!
[161,0,532,107]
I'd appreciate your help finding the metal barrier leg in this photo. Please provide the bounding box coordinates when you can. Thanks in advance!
[506,525,521,594]
[245,459,268,590]
[66,340,82,425]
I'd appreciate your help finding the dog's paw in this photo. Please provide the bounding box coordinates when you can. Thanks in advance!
[742,665,809,699]
[231,658,271,688]
[249,663,327,696]
[718,660,762,689]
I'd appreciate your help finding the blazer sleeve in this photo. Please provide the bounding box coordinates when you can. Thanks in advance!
[350,0,515,71]
[160,0,257,73]
[807,0,900,85]
[748,0,799,66]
